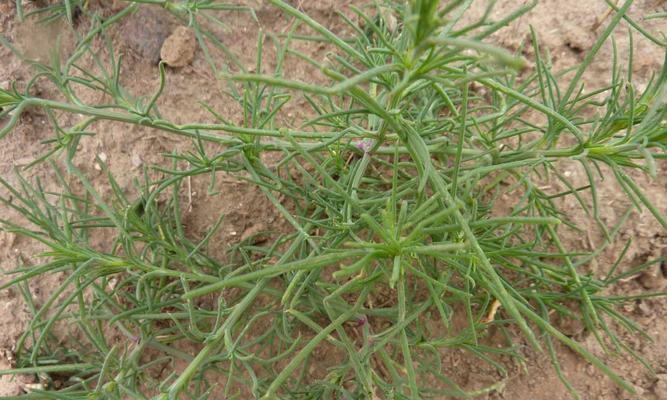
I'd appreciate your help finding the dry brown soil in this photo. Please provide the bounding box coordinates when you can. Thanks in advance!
[0,0,665,398]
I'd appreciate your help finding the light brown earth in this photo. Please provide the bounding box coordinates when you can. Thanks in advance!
[0,0,665,398]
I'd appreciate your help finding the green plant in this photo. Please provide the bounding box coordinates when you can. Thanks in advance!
[0,0,665,399]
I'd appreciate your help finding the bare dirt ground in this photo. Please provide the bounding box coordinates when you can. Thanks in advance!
[0,0,665,398]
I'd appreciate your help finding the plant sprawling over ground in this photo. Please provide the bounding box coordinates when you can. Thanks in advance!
[0,0,665,399]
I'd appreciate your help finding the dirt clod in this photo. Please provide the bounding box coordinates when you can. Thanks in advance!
[653,374,667,398]
[118,7,170,64]
[636,301,652,317]
[160,26,196,67]
[637,262,667,290]
[556,313,585,337]
[379,7,397,32]
[241,222,268,243]
[131,154,143,168]
[94,152,108,171]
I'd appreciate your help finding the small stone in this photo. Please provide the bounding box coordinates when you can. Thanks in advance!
[119,8,170,64]
[637,262,667,290]
[379,7,397,32]
[470,81,488,97]
[582,334,605,358]
[131,154,143,168]
[560,317,584,336]
[111,0,127,12]
[636,301,651,317]
[94,152,107,170]
[554,307,585,337]
[160,26,196,67]
[0,231,16,247]
[654,374,667,398]
[241,223,268,243]
[631,384,645,397]
[21,383,45,392]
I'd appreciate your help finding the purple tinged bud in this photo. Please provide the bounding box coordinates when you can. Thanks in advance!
[355,138,374,153]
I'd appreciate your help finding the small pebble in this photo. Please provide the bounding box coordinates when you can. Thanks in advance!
[654,374,667,398]
[21,383,45,392]
[110,0,129,12]
[93,152,107,171]
[636,301,651,317]
[131,154,143,168]
[622,303,634,313]
[379,7,397,32]
[119,8,170,64]
[555,311,585,337]
[637,262,667,290]
[160,26,196,67]
[241,222,268,243]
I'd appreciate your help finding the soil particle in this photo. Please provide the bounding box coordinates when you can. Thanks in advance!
[117,7,170,64]
[653,374,667,398]
[637,261,667,290]
[554,302,586,337]
[582,334,606,359]
[0,2,12,14]
[378,7,398,33]
[0,358,34,396]
[0,231,16,250]
[93,152,108,171]
[636,300,652,317]
[630,384,645,398]
[131,153,143,168]
[15,18,73,64]
[241,222,268,243]
[160,26,197,67]
[556,314,585,337]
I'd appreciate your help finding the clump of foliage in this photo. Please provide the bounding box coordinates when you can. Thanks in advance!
[0,0,665,398]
